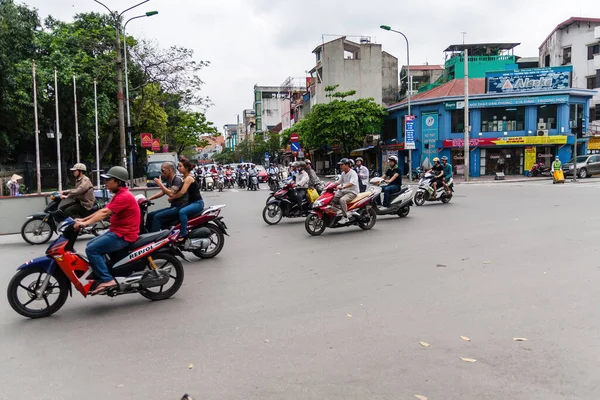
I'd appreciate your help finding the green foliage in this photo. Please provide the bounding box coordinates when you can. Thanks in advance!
[213,147,235,164]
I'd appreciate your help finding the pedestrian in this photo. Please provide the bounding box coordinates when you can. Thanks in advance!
[7,174,22,196]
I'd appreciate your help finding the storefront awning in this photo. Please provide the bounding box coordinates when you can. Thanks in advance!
[350,146,374,155]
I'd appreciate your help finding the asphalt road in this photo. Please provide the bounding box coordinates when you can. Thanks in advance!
[1,181,599,400]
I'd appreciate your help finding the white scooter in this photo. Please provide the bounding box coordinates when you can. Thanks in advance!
[369,177,414,218]
[414,172,454,206]
[204,172,214,191]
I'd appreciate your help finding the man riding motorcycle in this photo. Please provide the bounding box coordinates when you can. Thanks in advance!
[146,162,188,232]
[305,160,323,193]
[441,156,453,196]
[355,157,369,193]
[74,166,140,295]
[382,156,402,207]
[60,163,95,218]
[429,157,445,198]
[333,158,360,224]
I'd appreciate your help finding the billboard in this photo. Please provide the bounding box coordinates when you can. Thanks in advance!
[140,133,153,148]
[486,66,572,94]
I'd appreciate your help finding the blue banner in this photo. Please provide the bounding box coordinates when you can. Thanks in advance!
[486,66,572,93]
[405,115,416,150]
[445,94,569,110]
[421,113,439,166]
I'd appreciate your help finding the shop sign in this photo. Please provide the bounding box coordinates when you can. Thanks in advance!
[442,135,568,148]
[404,115,416,150]
[588,136,600,150]
[486,66,572,94]
[421,113,439,165]
[445,94,569,110]
[140,133,153,148]
[151,138,160,151]
[524,147,536,171]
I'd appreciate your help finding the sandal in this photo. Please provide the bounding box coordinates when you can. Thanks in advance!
[91,279,117,295]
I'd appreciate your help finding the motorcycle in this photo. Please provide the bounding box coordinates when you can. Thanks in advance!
[414,172,454,206]
[262,181,311,225]
[7,218,185,319]
[304,182,378,236]
[217,174,225,192]
[21,191,111,245]
[248,174,259,191]
[204,172,214,191]
[224,174,234,189]
[369,177,414,217]
[409,167,423,181]
[268,173,280,192]
[238,171,248,189]
[139,197,228,260]
[530,162,552,177]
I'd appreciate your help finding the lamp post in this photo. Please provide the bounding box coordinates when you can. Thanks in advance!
[380,25,412,180]
[123,11,158,186]
[53,68,63,192]
[93,0,151,172]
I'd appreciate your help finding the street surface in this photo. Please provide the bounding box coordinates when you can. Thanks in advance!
[1,181,600,400]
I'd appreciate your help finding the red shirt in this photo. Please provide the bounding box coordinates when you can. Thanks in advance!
[107,187,140,243]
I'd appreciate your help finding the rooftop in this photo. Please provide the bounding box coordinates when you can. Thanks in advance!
[539,17,600,48]
[402,64,443,71]
[389,78,486,108]
[444,43,520,52]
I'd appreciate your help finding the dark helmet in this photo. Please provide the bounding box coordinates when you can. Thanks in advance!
[441,156,448,161]
[337,158,351,165]
[101,166,129,182]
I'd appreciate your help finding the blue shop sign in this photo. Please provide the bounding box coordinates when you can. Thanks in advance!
[405,115,416,150]
[445,94,569,110]
[486,66,572,93]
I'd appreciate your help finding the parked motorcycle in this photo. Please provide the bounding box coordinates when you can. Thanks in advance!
[414,172,454,206]
[7,218,185,318]
[204,172,214,191]
[305,182,378,236]
[530,162,551,177]
[21,191,111,245]
[217,174,225,192]
[139,197,228,260]
[248,174,259,191]
[369,177,414,217]
[409,167,424,181]
[262,181,311,225]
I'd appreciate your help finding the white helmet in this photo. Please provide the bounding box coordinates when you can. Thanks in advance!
[388,156,398,163]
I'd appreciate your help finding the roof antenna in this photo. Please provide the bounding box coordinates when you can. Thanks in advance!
[461,32,467,45]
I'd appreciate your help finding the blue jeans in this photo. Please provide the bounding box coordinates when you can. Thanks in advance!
[383,184,400,207]
[147,207,180,233]
[86,231,130,283]
[178,200,205,236]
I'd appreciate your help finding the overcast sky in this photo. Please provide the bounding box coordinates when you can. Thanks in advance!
[20,0,600,133]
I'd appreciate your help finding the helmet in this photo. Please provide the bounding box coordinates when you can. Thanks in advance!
[101,166,129,182]
[337,158,351,165]
[348,159,355,166]
[433,157,440,163]
[441,156,448,161]
[305,159,312,164]
[388,155,398,163]
[356,157,364,163]
[297,161,306,168]
[555,156,560,159]
[70,163,87,172]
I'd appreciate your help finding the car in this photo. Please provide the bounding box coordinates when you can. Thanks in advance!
[256,165,268,182]
[562,155,600,178]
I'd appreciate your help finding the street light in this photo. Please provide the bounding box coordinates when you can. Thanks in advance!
[380,25,413,181]
[123,10,159,186]
[92,0,150,173]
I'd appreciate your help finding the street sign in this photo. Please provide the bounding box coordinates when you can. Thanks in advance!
[405,115,416,150]
[291,142,301,152]
[290,133,300,142]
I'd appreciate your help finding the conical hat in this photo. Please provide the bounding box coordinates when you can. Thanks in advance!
[11,174,23,181]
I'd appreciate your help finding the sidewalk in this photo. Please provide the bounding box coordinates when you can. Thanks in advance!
[448,175,600,185]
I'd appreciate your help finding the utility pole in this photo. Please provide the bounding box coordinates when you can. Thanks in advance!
[33,61,41,194]
[73,75,81,163]
[463,49,470,181]
[54,68,63,192]
[94,80,101,188]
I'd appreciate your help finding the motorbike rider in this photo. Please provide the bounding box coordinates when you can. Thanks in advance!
[170,157,204,241]
[429,157,445,198]
[248,164,259,190]
[305,160,323,193]
[294,161,310,208]
[355,157,369,193]
[74,166,140,295]
[333,158,359,224]
[146,162,189,232]
[441,156,453,196]
[60,163,95,218]
[382,156,402,207]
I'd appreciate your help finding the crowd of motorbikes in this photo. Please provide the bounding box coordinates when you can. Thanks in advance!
[197,168,262,192]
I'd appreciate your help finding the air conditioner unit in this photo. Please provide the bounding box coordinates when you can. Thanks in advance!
[537,129,549,136]
[537,122,547,130]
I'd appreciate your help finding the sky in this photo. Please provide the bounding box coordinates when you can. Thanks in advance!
[20,0,600,133]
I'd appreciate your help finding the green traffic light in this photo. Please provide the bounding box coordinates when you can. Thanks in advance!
[146,11,158,16]
[380,25,391,31]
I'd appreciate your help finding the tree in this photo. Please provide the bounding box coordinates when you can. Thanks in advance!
[169,110,218,156]
[297,85,388,156]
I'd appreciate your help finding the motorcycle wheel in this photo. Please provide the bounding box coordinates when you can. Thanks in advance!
[269,182,278,192]
[139,253,184,301]
[91,220,110,237]
[262,204,283,225]
[21,218,53,245]
[7,266,69,318]
[358,206,377,230]
[305,214,326,236]
[398,206,410,218]
[441,195,451,204]
[414,191,426,206]
[192,223,225,259]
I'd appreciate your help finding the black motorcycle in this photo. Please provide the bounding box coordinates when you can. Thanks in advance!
[20,191,110,245]
[262,182,311,225]
[267,173,280,192]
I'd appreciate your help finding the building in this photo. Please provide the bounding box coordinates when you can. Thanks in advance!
[253,85,284,134]
[194,134,225,161]
[308,36,398,106]
[242,109,256,142]
[539,17,600,122]
[223,124,239,149]
[401,64,443,96]
[385,66,596,177]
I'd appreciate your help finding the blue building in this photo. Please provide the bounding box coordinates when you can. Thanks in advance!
[385,67,597,177]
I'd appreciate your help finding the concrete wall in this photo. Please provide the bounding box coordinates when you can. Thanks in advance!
[0,188,170,236]
[381,51,399,106]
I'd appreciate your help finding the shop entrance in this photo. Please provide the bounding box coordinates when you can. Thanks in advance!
[451,149,466,176]
[536,146,555,167]
[485,148,523,175]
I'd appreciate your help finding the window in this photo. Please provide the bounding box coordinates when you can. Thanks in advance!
[562,47,572,64]
[537,104,558,130]
[383,118,398,141]
[587,76,597,89]
[570,103,584,136]
[544,54,550,67]
[480,107,525,132]
[588,44,600,60]
[450,109,470,133]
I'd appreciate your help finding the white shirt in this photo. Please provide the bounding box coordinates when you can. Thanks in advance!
[356,165,369,184]
[338,169,359,195]
[295,170,309,188]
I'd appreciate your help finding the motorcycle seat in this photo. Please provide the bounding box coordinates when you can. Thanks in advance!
[128,230,170,249]
[348,192,371,205]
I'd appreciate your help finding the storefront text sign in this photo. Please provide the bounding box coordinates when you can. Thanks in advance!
[141,133,153,148]
[442,135,568,148]
[445,94,569,110]
[524,147,536,171]
[588,136,600,150]
[405,115,416,150]
[151,138,161,151]
[486,66,572,94]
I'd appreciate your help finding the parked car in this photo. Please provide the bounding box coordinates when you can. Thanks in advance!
[256,165,268,182]
[562,155,600,178]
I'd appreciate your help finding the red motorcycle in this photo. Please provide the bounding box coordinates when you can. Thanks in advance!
[530,161,551,177]
[304,182,378,236]
[7,219,186,319]
[138,196,228,260]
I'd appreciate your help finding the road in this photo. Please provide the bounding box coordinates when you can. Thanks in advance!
[1,181,599,400]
